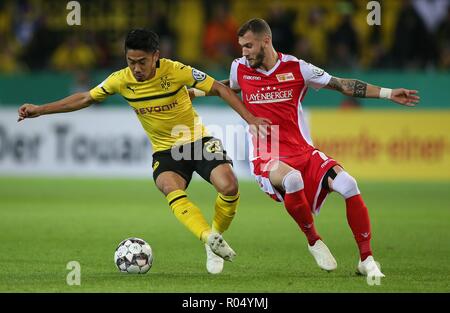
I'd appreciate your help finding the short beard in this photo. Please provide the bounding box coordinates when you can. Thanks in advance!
[249,47,265,69]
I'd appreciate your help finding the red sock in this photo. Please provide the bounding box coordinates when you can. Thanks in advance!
[284,189,321,246]
[346,195,372,261]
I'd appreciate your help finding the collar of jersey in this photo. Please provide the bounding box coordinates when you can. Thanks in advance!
[255,54,281,76]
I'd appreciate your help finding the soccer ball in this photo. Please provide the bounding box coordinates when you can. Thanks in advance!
[114,237,153,274]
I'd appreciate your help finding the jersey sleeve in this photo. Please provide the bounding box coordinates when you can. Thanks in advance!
[89,71,121,102]
[229,59,240,90]
[299,60,331,90]
[173,61,215,93]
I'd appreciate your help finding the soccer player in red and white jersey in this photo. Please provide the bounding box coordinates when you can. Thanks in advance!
[192,18,419,278]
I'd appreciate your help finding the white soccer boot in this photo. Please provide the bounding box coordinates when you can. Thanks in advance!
[308,239,337,271]
[357,255,385,277]
[207,233,236,262]
[205,243,224,274]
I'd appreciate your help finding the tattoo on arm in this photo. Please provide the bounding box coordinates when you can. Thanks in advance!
[327,77,343,92]
[352,80,367,98]
[327,77,368,98]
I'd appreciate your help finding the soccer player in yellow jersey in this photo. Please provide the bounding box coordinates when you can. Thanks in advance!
[17,29,270,274]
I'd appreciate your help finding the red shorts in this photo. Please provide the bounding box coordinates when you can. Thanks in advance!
[250,149,338,214]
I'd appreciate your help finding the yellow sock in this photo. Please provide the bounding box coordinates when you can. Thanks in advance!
[166,190,211,242]
[212,193,240,234]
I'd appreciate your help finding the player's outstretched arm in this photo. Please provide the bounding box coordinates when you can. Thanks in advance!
[18,91,95,122]
[324,77,420,107]
[188,79,240,99]
[209,80,271,137]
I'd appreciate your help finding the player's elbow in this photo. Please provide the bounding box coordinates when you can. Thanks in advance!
[79,92,94,108]
[212,80,230,98]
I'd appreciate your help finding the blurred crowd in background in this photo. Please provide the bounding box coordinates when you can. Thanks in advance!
[0,0,449,74]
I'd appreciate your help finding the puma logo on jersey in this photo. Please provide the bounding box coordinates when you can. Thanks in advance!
[126,86,136,93]
[276,73,295,82]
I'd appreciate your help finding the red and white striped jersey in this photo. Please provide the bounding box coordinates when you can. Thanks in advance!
[229,52,331,160]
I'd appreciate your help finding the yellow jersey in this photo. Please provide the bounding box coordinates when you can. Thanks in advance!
[89,58,215,152]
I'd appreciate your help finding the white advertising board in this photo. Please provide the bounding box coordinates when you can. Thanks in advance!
[0,107,252,178]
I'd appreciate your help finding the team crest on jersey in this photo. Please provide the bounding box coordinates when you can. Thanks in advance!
[192,68,206,82]
[276,72,295,82]
[160,75,171,90]
[126,85,136,93]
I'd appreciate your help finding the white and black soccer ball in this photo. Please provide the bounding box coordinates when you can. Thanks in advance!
[114,237,153,274]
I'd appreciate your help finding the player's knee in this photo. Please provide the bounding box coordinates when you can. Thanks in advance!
[157,179,185,196]
[211,164,239,196]
[155,172,187,196]
[219,180,239,196]
[216,173,239,196]
[160,184,181,197]
[331,171,360,199]
[282,170,304,193]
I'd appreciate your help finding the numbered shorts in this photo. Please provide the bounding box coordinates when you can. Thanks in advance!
[251,149,339,215]
[152,136,233,186]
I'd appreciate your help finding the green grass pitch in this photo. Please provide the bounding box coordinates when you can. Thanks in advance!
[0,177,449,292]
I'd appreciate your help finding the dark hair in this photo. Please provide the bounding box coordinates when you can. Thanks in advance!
[125,29,159,52]
[237,18,272,37]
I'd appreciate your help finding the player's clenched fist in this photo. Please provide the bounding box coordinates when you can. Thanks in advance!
[17,103,41,122]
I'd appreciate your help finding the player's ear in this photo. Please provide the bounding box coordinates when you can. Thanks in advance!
[263,35,271,47]
[152,50,160,63]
